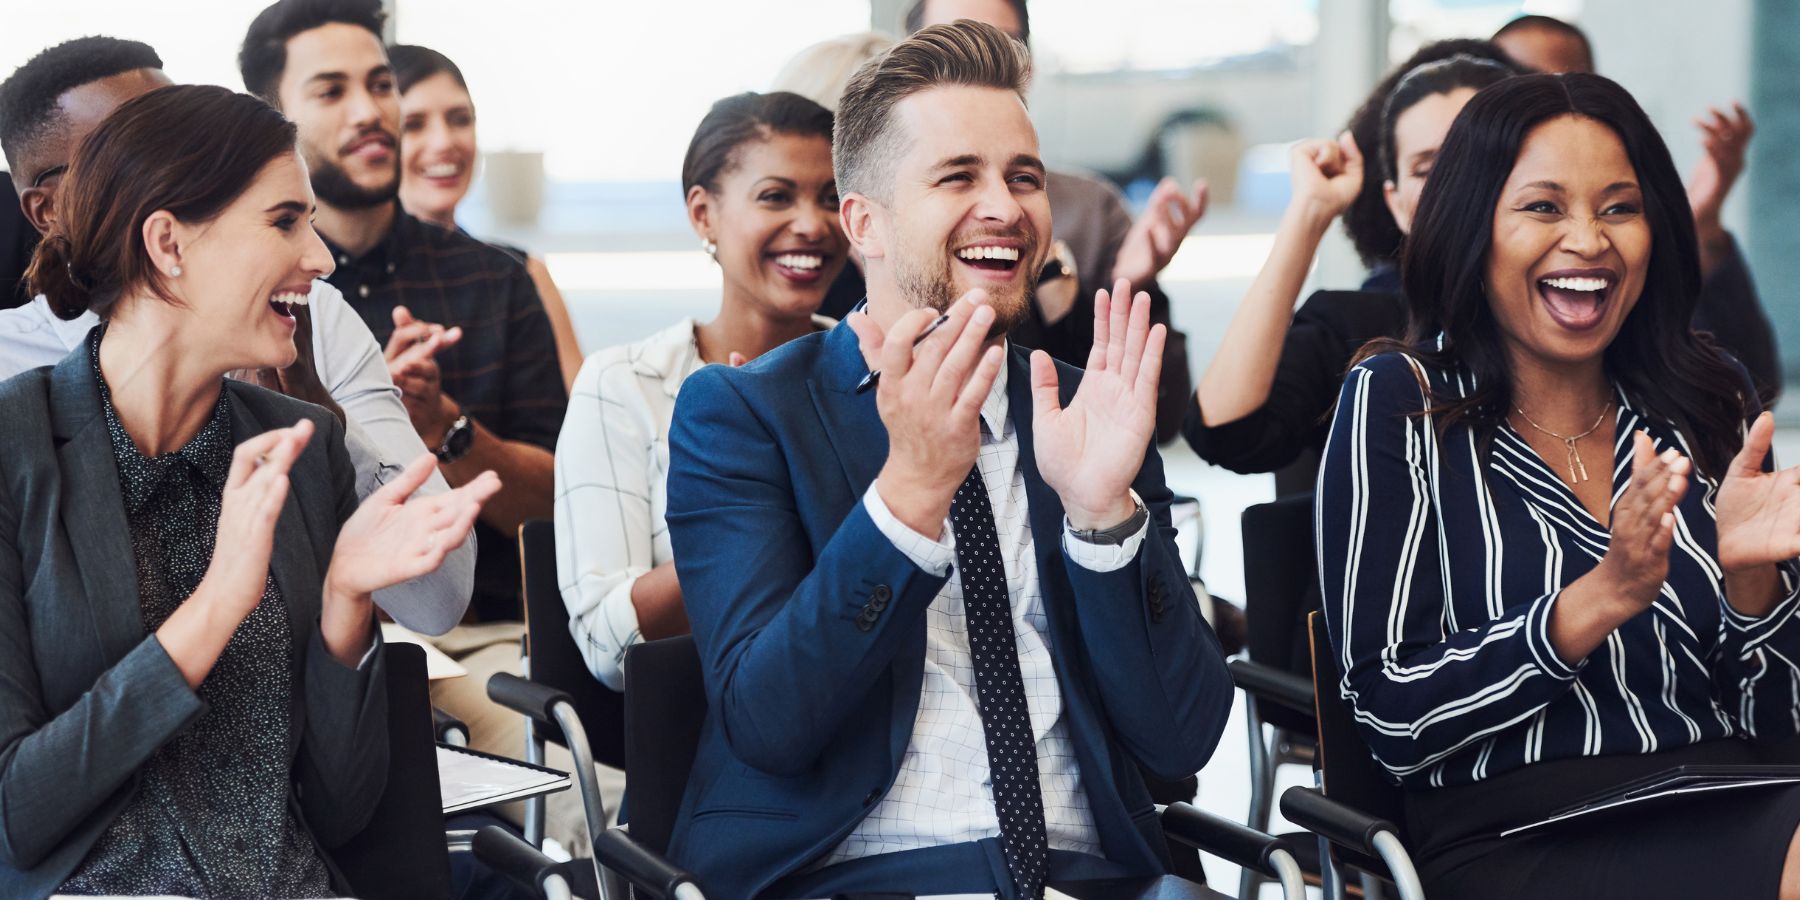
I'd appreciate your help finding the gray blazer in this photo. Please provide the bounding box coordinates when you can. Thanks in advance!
[0,347,389,898]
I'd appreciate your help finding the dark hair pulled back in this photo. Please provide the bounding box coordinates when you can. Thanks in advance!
[26,84,299,320]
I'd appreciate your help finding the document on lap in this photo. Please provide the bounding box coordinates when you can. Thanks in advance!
[380,622,468,680]
[438,744,571,814]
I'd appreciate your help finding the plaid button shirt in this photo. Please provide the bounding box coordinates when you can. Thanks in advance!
[324,208,567,620]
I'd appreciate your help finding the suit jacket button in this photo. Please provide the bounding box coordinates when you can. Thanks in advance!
[871,585,892,602]
[871,595,889,612]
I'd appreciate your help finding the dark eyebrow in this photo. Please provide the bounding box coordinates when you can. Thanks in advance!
[1010,154,1045,173]
[1603,181,1640,193]
[305,71,350,88]
[754,177,797,188]
[931,154,983,171]
[266,200,311,215]
[1520,180,1564,192]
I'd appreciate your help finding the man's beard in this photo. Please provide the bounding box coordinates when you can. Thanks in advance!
[309,152,398,210]
[893,244,1034,340]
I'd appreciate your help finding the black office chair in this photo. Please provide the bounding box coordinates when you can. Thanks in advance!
[1274,611,1425,900]
[333,642,454,899]
[616,635,1306,900]
[1232,493,1323,897]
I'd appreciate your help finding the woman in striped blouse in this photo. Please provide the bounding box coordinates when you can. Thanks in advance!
[1319,73,1800,898]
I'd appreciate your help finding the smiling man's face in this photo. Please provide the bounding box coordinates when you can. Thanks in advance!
[275,22,399,210]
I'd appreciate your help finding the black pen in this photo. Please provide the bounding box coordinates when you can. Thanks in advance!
[855,313,952,394]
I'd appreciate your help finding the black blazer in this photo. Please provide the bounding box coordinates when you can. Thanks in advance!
[0,347,388,898]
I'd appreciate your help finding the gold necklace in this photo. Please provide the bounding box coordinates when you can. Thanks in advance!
[1514,402,1612,483]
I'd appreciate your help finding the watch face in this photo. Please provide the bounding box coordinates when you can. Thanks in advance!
[439,416,474,461]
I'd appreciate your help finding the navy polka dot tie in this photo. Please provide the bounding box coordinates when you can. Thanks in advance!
[951,465,1048,900]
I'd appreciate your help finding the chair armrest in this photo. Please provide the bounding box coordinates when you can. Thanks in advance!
[432,706,470,746]
[595,827,706,897]
[488,672,572,727]
[1228,658,1315,716]
[1160,802,1290,878]
[1279,786,1396,857]
[472,825,573,898]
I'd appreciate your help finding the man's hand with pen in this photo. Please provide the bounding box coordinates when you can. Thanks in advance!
[848,289,1004,538]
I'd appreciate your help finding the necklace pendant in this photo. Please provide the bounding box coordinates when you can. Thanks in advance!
[1566,440,1587,484]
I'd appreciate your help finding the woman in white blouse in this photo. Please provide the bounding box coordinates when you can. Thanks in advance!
[554,92,846,688]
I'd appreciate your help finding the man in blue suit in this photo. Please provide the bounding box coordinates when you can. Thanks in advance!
[664,21,1232,898]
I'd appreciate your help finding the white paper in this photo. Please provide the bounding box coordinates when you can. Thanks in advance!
[381,623,468,680]
[438,745,570,814]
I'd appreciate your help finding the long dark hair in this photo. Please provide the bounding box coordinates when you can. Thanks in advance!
[1383,73,1746,480]
[25,84,298,320]
[1343,39,1523,268]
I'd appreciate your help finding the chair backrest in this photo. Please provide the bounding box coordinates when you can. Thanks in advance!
[1242,492,1321,735]
[622,635,708,855]
[1307,610,1408,874]
[333,642,453,899]
[519,519,628,769]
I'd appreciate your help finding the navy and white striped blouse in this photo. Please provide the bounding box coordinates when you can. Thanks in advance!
[1317,350,1800,789]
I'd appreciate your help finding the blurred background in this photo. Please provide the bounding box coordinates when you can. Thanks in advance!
[5,2,1794,889]
[7,0,1788,401]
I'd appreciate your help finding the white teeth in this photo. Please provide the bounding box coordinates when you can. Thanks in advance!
[270,291,310,307]
[1541,276,1610,292]
[955,246,1020,262]
[774,254,822,270]
[423,162,461,179]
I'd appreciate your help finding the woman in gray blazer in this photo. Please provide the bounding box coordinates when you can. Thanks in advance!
[0,85,499,898]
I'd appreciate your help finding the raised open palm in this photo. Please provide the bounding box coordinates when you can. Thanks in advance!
[1717,412,1800,572]
[328,454,500,598]
[1031,278,1165,527]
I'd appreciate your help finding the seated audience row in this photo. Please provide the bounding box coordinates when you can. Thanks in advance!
[0,1,1793,898]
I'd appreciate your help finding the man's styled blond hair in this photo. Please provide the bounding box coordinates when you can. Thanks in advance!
[833,20,1031,202]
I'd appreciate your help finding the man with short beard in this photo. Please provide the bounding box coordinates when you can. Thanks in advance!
[240,0,566,626]
[662,22,1230,897]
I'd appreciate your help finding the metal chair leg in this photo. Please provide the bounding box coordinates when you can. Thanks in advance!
[1239,701,1274,900]
[523,720,546,849]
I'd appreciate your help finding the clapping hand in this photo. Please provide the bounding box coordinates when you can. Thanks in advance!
[1597,432,1690,614]
[1717,412,1800,574]
[1031,278,1165,529]
[848,291,1006,537]
[203,420,316,617]
[384,305,463,440]
[326,454,500,601]
[1113,177,1207,288]
[1687,102,1753,229]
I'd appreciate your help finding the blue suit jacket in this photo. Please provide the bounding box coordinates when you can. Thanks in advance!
[663,320,1231,898]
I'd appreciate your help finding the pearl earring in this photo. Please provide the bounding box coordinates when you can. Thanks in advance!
[701,238,717,259]
[170,264,183,277]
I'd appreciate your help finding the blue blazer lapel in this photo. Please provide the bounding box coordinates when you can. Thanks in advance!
[48,350,145,666]
[1006,345,1078,614]
[807,320,888,496]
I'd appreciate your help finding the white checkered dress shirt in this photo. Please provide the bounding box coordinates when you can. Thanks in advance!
[824,356,1147,866]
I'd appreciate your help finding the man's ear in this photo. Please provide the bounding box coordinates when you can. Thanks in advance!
[19,185,54,236]
[840,192,885,262]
